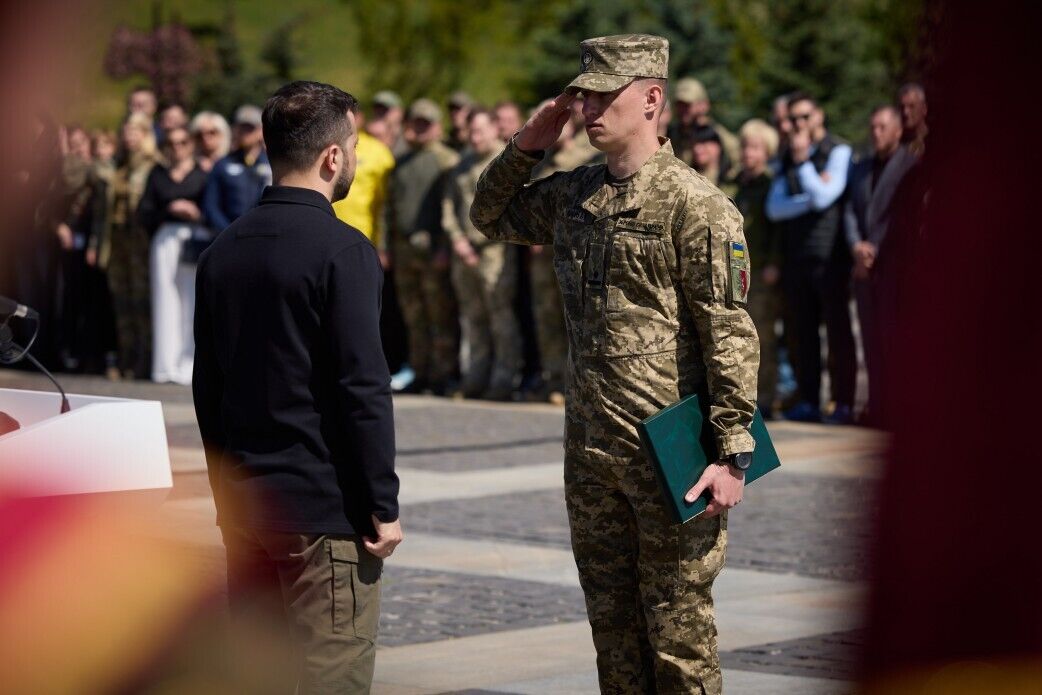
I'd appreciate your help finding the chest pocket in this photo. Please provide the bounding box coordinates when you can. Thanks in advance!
[552,210,591,344]
[603,217,680,356]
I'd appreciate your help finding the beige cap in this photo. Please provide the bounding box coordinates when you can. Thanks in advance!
[448,90,473,108]
[566,34,669,94]
[372,90,402,109]
[233,104,263,126]
[674,77,708,104]
[407,98,442,123]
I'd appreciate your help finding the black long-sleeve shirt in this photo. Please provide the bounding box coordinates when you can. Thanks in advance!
[193,185,398,535]
[137,163,208,235]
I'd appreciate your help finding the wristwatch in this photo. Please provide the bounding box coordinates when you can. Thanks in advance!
[723,452,753,471]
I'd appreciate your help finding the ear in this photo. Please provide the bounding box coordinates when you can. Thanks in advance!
[645,82,664,114]
[324,144,340,172]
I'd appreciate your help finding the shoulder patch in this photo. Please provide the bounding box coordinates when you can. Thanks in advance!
[727,240,749,306]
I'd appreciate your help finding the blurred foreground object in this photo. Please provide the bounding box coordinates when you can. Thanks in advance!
[861,1,1042,692]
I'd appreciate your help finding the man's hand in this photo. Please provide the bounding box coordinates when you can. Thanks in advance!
[168,198,201,222]
[515,92,576,153]
[453,237,479,267]
[363,515,402,559]
[530,244,545,256]
[762,263,780,287]
[685,462,745,518]
[789,129,811,164]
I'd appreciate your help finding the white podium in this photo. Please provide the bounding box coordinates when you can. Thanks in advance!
[0,387,172,498]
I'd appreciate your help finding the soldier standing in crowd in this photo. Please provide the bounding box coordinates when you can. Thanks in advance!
[735,118,783,417]
[386,98,460,395]
[766,93,856,424]
[493,101,524,142]
[668,77,739,175]
[368,91,409,158]
[471,35,758,694]
[442,108,521,400]
[528,101,598,404]
[446,91,474,153]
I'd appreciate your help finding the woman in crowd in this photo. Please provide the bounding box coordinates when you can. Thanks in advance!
[138,125,208,384]
[94,112,160,380]
[733,118,783,416]
[189,111,231,173]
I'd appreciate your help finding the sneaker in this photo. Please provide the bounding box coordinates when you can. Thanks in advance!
[783,401,821,422]
[391,366,416,392]
[823,403,854,425]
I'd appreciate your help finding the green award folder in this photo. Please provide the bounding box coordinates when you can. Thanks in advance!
[637,394,781,524]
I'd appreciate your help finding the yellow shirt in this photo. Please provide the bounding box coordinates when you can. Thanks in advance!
[333,131,395,246]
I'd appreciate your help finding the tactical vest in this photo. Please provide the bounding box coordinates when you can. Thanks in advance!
[780,133,845,262]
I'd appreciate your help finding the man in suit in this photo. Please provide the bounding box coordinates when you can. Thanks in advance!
[193,80,401,694]
[844,104,916,424]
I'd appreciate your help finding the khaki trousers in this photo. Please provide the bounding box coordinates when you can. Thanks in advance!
[222,528,382,694]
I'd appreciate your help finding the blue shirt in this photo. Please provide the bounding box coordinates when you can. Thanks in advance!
[765,142,852,222]
[202,149,272,231]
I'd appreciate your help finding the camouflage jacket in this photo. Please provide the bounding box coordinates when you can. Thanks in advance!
[471,137,758,457]
[442,145,503,247]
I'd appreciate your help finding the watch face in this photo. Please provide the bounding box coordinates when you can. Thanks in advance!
[734,452,753,470]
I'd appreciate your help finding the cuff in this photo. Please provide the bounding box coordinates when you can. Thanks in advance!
[717,429,755,458]
[507,137,545,164]
[372,509,399,523]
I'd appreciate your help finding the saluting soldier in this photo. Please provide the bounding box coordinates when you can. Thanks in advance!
[470,35,759,694]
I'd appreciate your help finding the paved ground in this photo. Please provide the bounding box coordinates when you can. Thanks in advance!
[0,369,884,694]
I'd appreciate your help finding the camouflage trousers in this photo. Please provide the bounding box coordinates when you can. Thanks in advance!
[393,243,458,385]
[529,248,567,390]
[746,282,783,410]
[565,448,727,695]
[451,243,521,394]
[107,222,152,378]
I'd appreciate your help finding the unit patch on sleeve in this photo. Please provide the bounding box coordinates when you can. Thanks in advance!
[727,240,749,306]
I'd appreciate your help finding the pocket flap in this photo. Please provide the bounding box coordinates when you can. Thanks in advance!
[329,537,360,563]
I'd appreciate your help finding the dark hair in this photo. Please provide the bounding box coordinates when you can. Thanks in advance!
[690,124,721,145]
[787,91,817,109]
[871,104,901,120]
[159,102,185,114]
[262,81,357,172]
[466,107,492,125]
[129,85,154,96]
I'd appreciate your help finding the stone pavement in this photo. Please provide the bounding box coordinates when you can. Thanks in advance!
[0,369,884,694]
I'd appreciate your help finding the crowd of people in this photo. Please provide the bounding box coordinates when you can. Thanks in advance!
[1,78,928,425]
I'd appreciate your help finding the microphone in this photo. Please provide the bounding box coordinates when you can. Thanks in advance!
[0,295,38,320]
[1,302,70,414]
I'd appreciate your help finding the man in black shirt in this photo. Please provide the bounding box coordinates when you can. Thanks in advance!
[193,80,401,693]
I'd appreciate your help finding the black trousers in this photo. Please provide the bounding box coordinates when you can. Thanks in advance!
[783,255,857,408]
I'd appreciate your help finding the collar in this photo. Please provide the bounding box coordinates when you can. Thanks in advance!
[581,137,674,220]
[257,185,335,217]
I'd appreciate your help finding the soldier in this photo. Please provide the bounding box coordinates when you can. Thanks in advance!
[443,108,522,400]
[386,99,461,395]
[471,35,758,694]
[446,90,474,153]
[668,77,740,176]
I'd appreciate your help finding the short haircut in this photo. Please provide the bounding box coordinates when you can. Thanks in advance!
[466,107,493,125]
[898,82,926,100]
[871,104,901,121]
[787,91,817,109]
[130,85,154,96]
[159,102,186,114]
[738,118,780,157]
[262,80,358,172]
[494,101,521,115]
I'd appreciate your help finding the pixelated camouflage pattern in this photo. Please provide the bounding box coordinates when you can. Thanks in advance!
[567,34,669,94]
[443,147,522,393]
[566,449,727,693]
[471,136,758,693]
[471,137,758,457]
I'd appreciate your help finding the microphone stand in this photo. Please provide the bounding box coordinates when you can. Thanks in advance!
[1,318,71,414]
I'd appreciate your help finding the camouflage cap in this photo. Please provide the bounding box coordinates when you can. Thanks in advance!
[448,90,473,108]
[675,77,708,104]
[566,34,669,94]
[407,98,442,123]
[372,90,402,109]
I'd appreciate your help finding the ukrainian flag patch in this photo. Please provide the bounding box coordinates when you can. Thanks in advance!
[727,241,749,306]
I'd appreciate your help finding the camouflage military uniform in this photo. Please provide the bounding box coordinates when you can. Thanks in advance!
[471,35,759,694]
[442,144,522,398]
[530,139,599,398]
[386,138,461,390]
